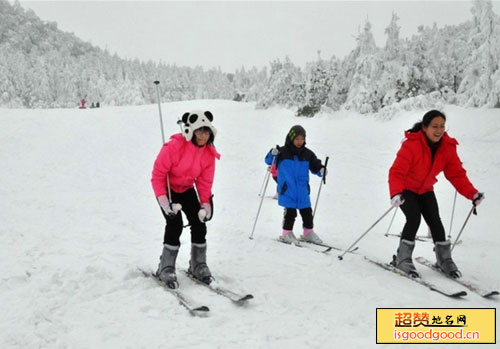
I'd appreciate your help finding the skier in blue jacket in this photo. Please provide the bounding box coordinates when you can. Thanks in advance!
[265,125,326,244]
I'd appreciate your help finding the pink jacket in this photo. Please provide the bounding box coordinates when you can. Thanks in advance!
[151,133,220,204]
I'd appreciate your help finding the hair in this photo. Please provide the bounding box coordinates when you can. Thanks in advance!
[407,110,447,133]
[191,126,214,146]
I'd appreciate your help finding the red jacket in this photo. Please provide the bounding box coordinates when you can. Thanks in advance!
[389,131,477,200]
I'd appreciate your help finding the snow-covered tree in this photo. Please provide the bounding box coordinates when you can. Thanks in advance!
[256,57,305,109]
[0,0,242,108]
[324,56,347,111]
[378,13,406,107]
[457,0,500,107]
[297,51,332,116]
[2,0,500,111]
[344,20,383,113]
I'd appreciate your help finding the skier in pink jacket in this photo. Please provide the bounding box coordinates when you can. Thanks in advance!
[151,110,220,288]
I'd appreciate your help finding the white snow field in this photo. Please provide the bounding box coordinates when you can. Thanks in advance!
[1,100,498,348]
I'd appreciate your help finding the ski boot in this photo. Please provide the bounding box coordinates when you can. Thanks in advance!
[279,230,298,244]
[391,239,420,278]
[300,228,323,244]
[434,240,461,279]
[156,244,179,289]
[188,243,213,285]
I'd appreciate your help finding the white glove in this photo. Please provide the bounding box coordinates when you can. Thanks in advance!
[163,203,182,217]
[391,194,405,207]
[473,192,485,206]
[271,146,279,156]
[198,202,212,222]
[319,167,327,177]
[158,195,182,217]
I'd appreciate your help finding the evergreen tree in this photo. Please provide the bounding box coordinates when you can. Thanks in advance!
[297,51,332,116]
[256,57,304,109]
[458,0,500,107]
[324,56,346,111]
[379,13,405,107]
[344,20,383,113]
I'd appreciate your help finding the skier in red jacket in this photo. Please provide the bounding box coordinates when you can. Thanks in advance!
[388,110,484,278]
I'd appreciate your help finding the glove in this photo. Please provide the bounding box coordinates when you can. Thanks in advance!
[391,194,405,207]
[319,166,327,177]
[163,203,182,217]
[198,202,212,222]
[473,192,485,206]
[158,195,182,217]
[271,146,279,156]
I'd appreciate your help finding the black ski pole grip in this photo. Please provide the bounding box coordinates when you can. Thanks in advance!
[323,156,329,184]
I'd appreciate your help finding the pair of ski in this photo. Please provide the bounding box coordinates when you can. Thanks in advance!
[365,257,498,298]
[276,238,359,254]
[139,268,253,317]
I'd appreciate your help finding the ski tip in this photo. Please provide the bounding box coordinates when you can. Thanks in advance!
[237,294,254,303]
[194,306,210,312]
[350,246,360,253]
[451,290,468,297]
[483,291,499,298]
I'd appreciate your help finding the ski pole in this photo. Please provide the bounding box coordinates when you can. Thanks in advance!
[451,205,476,252]
[258,168,269,197]
[153,81,166,144]
[249,156,276,239]
[154,80,173,207]
[313,156,329,217]
[338,205,395,260]
[166,172,173,206]
[384,207,398,237]
[448,190,458,239]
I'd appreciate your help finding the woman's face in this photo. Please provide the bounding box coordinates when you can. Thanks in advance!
[194,128,211,146]
[293,135,305,148]
[423,116,446,143]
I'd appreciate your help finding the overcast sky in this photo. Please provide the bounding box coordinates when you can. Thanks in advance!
[18,0,500,72]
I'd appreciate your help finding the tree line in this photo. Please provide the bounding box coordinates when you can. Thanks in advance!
[1,0,499,116]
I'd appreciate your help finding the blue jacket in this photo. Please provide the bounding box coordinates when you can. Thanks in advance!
[265,143,322,209]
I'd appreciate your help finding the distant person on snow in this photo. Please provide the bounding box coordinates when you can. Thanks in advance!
[389,109,484,279]
[265,125,326,244]
[79,99,86,109]
[151,110,220,288]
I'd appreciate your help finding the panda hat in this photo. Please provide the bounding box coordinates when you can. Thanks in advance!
[179,110,217,142]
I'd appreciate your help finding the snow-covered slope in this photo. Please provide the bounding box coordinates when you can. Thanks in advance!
[1,101,498,348]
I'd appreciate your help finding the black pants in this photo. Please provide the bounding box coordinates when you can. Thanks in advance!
[399,190,446,243]
[282,207,313,230]
[160,188,206,246]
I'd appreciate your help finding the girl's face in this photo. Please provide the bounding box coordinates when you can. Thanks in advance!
[422,116,446,143]
[194,128,211,146]
[293,135,305,148]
